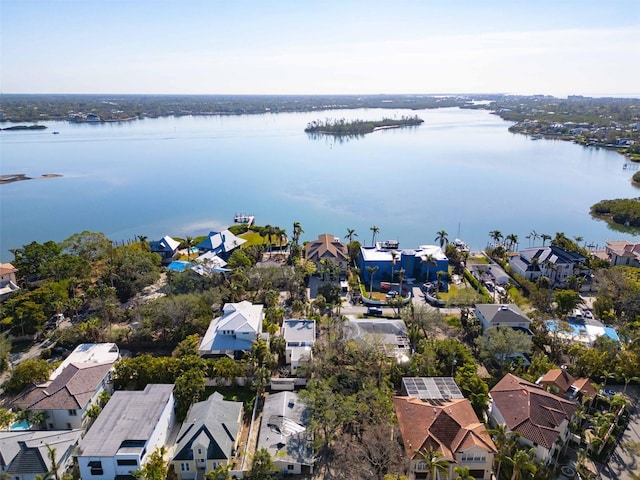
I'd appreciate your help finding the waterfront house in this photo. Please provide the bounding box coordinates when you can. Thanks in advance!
[489,373,577,463]
[198,301,264,359]
[606,240,640,267]
[474,304,532,334]
[256,392,314,475]
[0,263,20,301]
[196,230,246,260]
[170,392,243,480]
[358,242,448,285]
[149,235,181,263]
[282,320,315,373]
[11,343,120,430]
[304,233,348,273]
[509,246,587,286]
[0,429,82,480]
[394,378,496,480]
[76,384,176,480]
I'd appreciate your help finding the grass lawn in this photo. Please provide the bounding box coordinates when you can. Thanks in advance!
[239,230,264,246]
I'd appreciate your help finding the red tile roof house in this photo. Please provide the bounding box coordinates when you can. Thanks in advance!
[393,396,496,480]
[538,368,597,401]
[489,373,578,463]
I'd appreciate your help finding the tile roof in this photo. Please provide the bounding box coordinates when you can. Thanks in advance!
[0,263,18,275]
[11,362,114,411]
[539,368,576,393]
[305,234,348,263]
[393,396,496,461]
[490,373,577,449]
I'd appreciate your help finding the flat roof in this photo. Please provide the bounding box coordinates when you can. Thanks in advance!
[51,343,119,379]
[283,320,315,344]
[78,384,173,457]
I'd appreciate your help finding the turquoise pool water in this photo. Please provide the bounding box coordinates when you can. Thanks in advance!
[10,420,30,430]
[166,260,191,272]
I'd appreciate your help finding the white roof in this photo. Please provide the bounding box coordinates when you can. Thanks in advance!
[161,235,181,251]
[199,302,263,352]
[50,343,120,380]
[360,244,446,262]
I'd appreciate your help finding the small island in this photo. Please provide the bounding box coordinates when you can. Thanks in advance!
[0,173,62,185]
[591,197,640,228]
[0,125,47,131]
[305,115,424,135]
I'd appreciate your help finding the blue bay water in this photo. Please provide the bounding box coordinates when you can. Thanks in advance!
[1,107,638,261]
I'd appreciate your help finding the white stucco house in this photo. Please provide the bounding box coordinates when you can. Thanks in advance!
[199,301,264,359]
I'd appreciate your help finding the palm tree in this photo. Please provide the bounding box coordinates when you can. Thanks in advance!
[366,265,379,298]
[417,446,449,480]
[292,221,304,246]
[422,254,437,283]
[274,227,287,251]
[185,235,194,261]
[370,225,380,246]
[454,466,473,480]
[345,228,358,244]
[390,251,399,284]
[530,230,539,247]
[506,234,519,252]
[540,233,551,246]
[435,230,449,249]
[488,423,521,480]
[46,444,61,480]
[508,449,536,480]
[489,230,503,247]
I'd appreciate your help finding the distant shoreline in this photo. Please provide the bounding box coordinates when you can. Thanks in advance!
[0,173,63,185]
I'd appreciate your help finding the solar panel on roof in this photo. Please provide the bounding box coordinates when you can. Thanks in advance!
[401,377,464,400]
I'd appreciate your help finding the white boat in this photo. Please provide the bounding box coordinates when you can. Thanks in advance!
[454,238,469,252]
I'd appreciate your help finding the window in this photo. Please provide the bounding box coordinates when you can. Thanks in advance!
[181,463,190,471]
[461,453,486,463]
[117,459,138,466]
[68,409,77,416]
[197,448,202,455]
[416,461,426,471]
[88,460,103,476]
[288,465,295,470]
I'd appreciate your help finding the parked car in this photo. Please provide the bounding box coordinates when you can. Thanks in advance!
[600,389,616,399]
[367,307,383,316]
[386,290,398,298]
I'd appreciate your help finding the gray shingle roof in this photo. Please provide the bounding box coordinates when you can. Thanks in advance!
[172,392,242,462]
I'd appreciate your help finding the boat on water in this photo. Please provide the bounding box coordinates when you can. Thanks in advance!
[531,134,543,140]
[52,131,60,134]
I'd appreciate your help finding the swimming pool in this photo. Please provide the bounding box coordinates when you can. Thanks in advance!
[166,261,192,272]
[10,419,30,430]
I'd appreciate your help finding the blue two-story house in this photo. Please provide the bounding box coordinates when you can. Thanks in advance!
[358,242,448,286]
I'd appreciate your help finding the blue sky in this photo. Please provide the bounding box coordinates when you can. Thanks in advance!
[1,0,639,96]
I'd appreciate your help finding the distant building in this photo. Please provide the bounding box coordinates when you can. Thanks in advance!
[76,384,176,480]
[150,235,181,263]
[199,301,264,359]
[304,233,348,273]
[394,378,496,480]
[256,392,314,475]
[170,392,243,480]
[509,246,587,286]
[196,230,246,260]
[606,240,640,267]
[0,263,20,301]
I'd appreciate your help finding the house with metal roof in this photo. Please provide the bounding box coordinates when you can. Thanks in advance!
[393,385,496,480]
[282,320,315,373]
[509,246,587,286]
[343,317,410,363]
[170,392,243,480]
[196,230,246,260]
[198,301,264,359]
[76,384,175,480]
[256,392,314,475]
[489,373,577,463]
[149,236,181,263]
[0,429,82,480]
[11,343,120,430]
